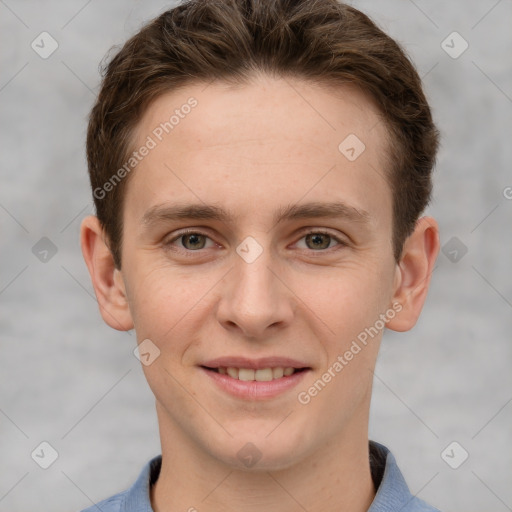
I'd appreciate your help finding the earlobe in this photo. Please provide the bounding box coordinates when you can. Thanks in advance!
[386,216,440,332]
[80,215,134,331]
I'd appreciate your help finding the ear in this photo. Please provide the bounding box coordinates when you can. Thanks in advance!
[80,215,134,331]
[386,216,440,332]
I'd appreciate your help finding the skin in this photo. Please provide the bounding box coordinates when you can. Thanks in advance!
[81,73,439,512]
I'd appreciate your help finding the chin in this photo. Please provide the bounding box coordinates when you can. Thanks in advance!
[211,428,309,472]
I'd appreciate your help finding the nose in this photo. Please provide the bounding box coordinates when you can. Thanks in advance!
[215,239,295,340]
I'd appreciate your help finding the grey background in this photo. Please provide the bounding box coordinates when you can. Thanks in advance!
[1,1,511,511]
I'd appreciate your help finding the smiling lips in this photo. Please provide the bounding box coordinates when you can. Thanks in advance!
[201,356,310,380]
[200,356,311,398]
[210,366,300,381]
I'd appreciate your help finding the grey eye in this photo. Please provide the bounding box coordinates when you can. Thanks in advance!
[181,233,207,250]
[304,233,333,250]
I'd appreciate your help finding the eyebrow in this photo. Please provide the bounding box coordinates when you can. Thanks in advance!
[141,201,370,228]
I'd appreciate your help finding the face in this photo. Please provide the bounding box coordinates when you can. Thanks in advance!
[111,75,401,469]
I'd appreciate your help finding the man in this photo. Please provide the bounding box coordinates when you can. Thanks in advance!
[80,0,441,510]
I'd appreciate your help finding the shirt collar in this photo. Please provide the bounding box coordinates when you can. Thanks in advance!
[121,441,436,512]
[367,441,435,511]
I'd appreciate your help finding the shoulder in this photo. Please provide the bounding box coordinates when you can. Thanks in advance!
[78,489,127,512]
[77,454,161,512]
[369,441,442,512]
[404,496,442,511]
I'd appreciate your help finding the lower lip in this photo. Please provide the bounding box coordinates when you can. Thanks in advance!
[200,367,309,400]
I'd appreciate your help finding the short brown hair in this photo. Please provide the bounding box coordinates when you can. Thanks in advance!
[86,0,439,269]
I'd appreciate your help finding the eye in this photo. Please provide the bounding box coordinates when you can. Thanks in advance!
[163,228,347,256]
[164,230,216,252]
[295,230,346,251]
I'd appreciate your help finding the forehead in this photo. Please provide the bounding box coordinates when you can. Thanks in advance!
[136,74,387,153]
[126,74,392,230]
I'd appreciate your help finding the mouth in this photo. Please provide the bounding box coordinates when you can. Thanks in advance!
[199,358,312,401]
[201,366,309,381]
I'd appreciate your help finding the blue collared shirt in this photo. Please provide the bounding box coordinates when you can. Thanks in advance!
[80,441,440,511]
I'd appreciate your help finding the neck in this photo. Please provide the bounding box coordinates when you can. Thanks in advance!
[150,404,376,512]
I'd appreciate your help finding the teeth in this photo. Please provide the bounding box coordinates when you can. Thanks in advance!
[238,368,255,381]
[255,368,273,381]
[221,367,297,381]
[273,367,284,379]
[226,367,238,379]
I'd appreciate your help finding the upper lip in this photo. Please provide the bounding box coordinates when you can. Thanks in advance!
[200,356,311,370]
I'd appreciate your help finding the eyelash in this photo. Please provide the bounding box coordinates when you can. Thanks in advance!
[163,228,347,257]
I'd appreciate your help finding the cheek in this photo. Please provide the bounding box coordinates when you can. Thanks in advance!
[126,262,212,346]
[308,265,391,340]
[297,270,388,413]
